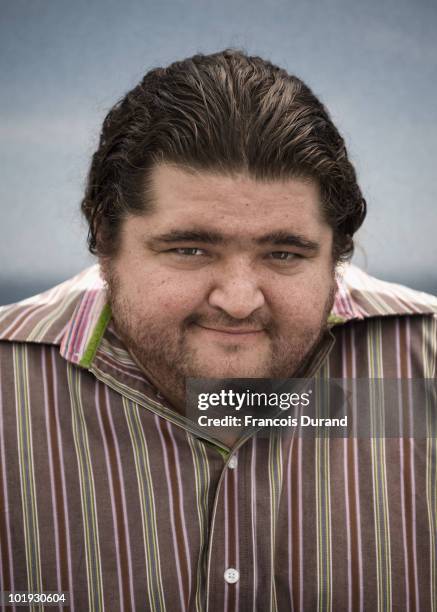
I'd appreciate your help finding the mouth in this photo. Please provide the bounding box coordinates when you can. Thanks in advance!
[193,323,265,337]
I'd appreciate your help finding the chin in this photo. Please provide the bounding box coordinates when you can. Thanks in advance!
[187,359,272,380]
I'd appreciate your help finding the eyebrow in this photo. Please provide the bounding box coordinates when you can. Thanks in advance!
[255,231,319,251]
[150,230,223,245]
[148,229,319,251]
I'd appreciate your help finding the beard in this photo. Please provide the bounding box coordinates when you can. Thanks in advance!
[104,266,336,410]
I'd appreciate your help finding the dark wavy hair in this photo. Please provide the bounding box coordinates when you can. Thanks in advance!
[81,49,366,262]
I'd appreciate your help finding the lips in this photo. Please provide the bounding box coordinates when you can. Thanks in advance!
[195,324,264,335]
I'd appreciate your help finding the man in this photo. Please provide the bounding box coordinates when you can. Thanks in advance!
[0,49,436,611]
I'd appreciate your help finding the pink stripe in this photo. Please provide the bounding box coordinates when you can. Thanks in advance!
[343,436,352,612]
[54,322,70,345]
[154,416,187,611]
[61,279,107,361]
[234,459,240,612]
[405,320,420,608]
[165,422,193,592]
[396,319,411,609]
[332,275,362,320]
[94,353,150,384]
[42,348,62,591]
[350,327,363,611]
[62,291,96,360]
[104,386,136,610]
[0,282,65,339]
[50,349,75,610]
[298,435,303,611]
[224,467,229,612]
[341,329,353,612]
[95,382,126,612]
[73,291,101,347]
[287,437,293,611]
[0,303,44,339]
[251,438,258,612]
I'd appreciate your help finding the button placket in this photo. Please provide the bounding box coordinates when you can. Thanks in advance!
[206,440,254,610]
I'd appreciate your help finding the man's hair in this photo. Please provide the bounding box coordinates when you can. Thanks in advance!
[81,49,366,262]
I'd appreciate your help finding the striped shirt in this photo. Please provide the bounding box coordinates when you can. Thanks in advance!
[0,264,436,611]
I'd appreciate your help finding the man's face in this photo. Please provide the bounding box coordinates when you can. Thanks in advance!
[102,164,336,405]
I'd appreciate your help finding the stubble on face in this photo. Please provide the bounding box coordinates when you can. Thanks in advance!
[102,260,336,410]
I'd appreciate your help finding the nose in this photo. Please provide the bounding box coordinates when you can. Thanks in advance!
[207,263,266,320]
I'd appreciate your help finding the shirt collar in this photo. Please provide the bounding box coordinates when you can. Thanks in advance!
[330,264,437,323]
[59,266,110,367]
[62,263,437,366]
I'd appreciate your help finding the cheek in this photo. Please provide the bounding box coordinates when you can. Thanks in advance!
[270,274,333,324]
[123,272,206,319]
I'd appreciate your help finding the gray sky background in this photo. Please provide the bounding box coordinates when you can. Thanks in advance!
[1,0,436,303]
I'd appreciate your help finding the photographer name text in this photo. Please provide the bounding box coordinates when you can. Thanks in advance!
[198,415,348,428]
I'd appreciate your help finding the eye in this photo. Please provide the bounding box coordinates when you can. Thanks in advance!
[168,247,206,256]
[268,251,301,262]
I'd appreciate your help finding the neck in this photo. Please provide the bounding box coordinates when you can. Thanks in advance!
[128,347,186,413]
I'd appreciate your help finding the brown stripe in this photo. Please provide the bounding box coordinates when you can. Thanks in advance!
[3,303,43,339]
[94,352,145,379]
[347,438,360,611]
[291,437,300,611]
[0,348,12,600]
[227,469,237,612]
[403,436,416,610]
[346,327,354,377]
[0,440,12,595]
[399,321,417,610]
[98,382,132,611]
[44,346,69,594]
[160,422,190,608]
[346,329,361,611]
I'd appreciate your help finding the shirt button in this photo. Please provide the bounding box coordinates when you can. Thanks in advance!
[228,455,238,469]
[224,568,239,584]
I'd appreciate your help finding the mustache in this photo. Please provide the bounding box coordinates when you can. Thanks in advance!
[184,312,275,333]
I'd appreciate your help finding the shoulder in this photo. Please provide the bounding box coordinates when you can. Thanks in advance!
[0,265,104,346]
[331,265,437,377]
[337,264,437,320]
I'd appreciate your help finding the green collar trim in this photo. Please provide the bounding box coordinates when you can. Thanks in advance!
[79,303,112,368]
[327,313,346,326]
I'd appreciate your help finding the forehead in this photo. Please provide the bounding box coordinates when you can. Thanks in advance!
[142,164,329,240]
